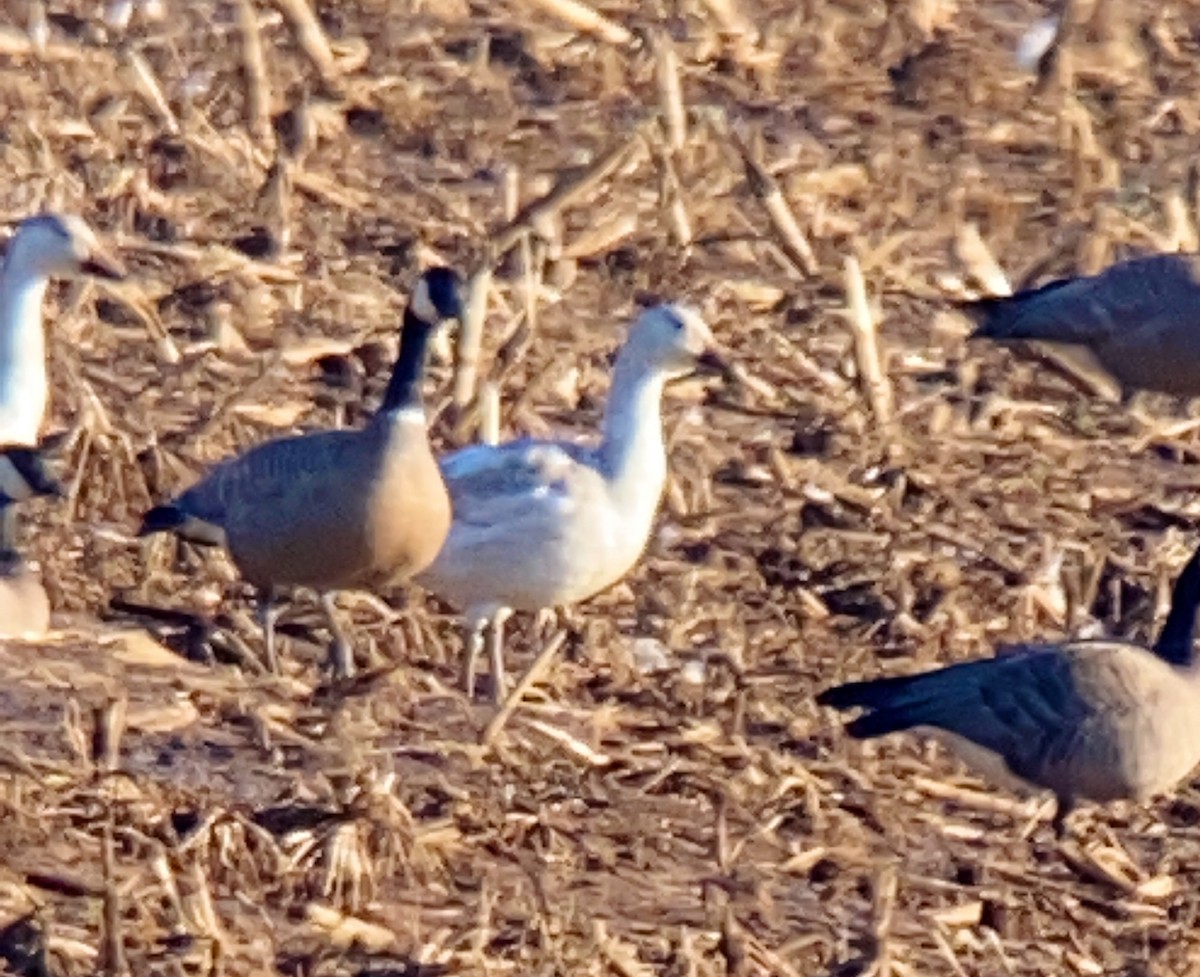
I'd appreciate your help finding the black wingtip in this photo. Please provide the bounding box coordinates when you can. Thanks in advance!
[137,504,186,538]
[956,295,1017,339]
[0,447,63,500]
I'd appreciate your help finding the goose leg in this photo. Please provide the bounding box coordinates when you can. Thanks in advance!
[462,613,488,699]
[0,502,18,556]
[1051,795,1075,840]
[488,607,513,705]
[322,591,355,679]
[258,589,280,673]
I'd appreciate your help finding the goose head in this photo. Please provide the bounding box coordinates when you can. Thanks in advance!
[410,266,466,327]
[5,213,126,282]
[624,303,730,381]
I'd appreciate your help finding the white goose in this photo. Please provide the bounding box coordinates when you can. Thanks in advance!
[0,214,125,495]
[417,303,728,701]
[0,492,49,639]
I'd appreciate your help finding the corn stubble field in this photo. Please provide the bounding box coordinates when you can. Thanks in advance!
[7,0,1200,973]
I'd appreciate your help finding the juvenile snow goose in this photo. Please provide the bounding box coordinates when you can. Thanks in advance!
[818,544,1200,836]
[963,253,1200,398]
[0,213,126,448]
[138,267,464,678]
[0,495,50,639]
[0,215,123,502]
[417,303,729,702]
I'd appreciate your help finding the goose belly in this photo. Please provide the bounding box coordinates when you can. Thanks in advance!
[426,503,649,613]
[1096,329,1200,396]
[0,367,46,445]
[0,567,49,639]
[225,465,451,592]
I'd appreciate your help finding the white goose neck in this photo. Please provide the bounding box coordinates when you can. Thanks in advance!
[0,256,50,446]
[599,348,668,504]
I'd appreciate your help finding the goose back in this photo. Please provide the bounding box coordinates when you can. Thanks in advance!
[172,412,449,591]
[425,438,638,611]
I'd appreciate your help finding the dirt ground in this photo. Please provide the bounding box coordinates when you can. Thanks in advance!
[5,0,1200,974]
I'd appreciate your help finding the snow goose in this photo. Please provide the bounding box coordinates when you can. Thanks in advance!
[0,214,124,502]
[963,253,1200,397]
[138,267,464,678]
[0,213,126,448]
[0,494,50,639]
[417,303,729,702]
[818,543,1200,836]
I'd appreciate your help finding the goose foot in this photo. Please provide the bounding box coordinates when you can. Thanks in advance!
[488,608,512,705]
[462,618,486,700]
[322,592,355,679]
[257,590,280,673]
[1051,795,1075,840]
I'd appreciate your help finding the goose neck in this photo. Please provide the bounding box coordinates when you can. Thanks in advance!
[0,258,49,363]
[1154,548,1200,667]
[599,351,667,497]
[379,306,435,416]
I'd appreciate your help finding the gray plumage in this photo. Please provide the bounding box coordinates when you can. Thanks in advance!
[818,544,1200,834]
[964,253,1200,397]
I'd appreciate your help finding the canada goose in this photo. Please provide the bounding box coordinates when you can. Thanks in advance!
[962,253,1200,398]
[138,267,464,678]
[0,495,50,640]
[817,544,1200,836]
[417,303,729,702]
[0,213,126,448]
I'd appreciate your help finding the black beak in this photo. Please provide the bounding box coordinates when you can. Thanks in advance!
[695,347,734,380]
[80,249,127,281]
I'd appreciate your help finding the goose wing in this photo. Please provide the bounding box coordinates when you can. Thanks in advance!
[440,437,599,529]
[817,643,1143,794]
[964,253,1200,346]
[160,428,366,534]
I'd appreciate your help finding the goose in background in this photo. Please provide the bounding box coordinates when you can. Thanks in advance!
[417,303,730,702]
[962,252,1200,398]
[818,543,1200,836]
[0,443,63,505]
[0,492,50,639]
[0,213,126,448]
[138,267,464,679]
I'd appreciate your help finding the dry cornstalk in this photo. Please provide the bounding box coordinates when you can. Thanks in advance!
[955,222,1011,296]
[513,0,633,46]
[653,32,686,152]
[488,130,646,258]
[844,256,893,426]
[656,145,693,249]
[91,697,127,772]
[237,0,273,146]
[481,629,568,747]
[730,132,817,277]
[479,381,500,446]
[695,0,760,67]
[562,211,638,261]
[0,24,82,59]
[1165,189,1199,252]
[122,46,179,134]
[869,865,897,977]
[453,267,494,410]
[100,824,126,977]
[272,0,339,83]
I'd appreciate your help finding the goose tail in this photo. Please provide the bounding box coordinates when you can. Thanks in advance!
[138,504,226,546]
[816,672,933,740]
[958,278,1075,342]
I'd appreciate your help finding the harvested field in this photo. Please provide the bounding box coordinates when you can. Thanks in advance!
[5,0,1200,973]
